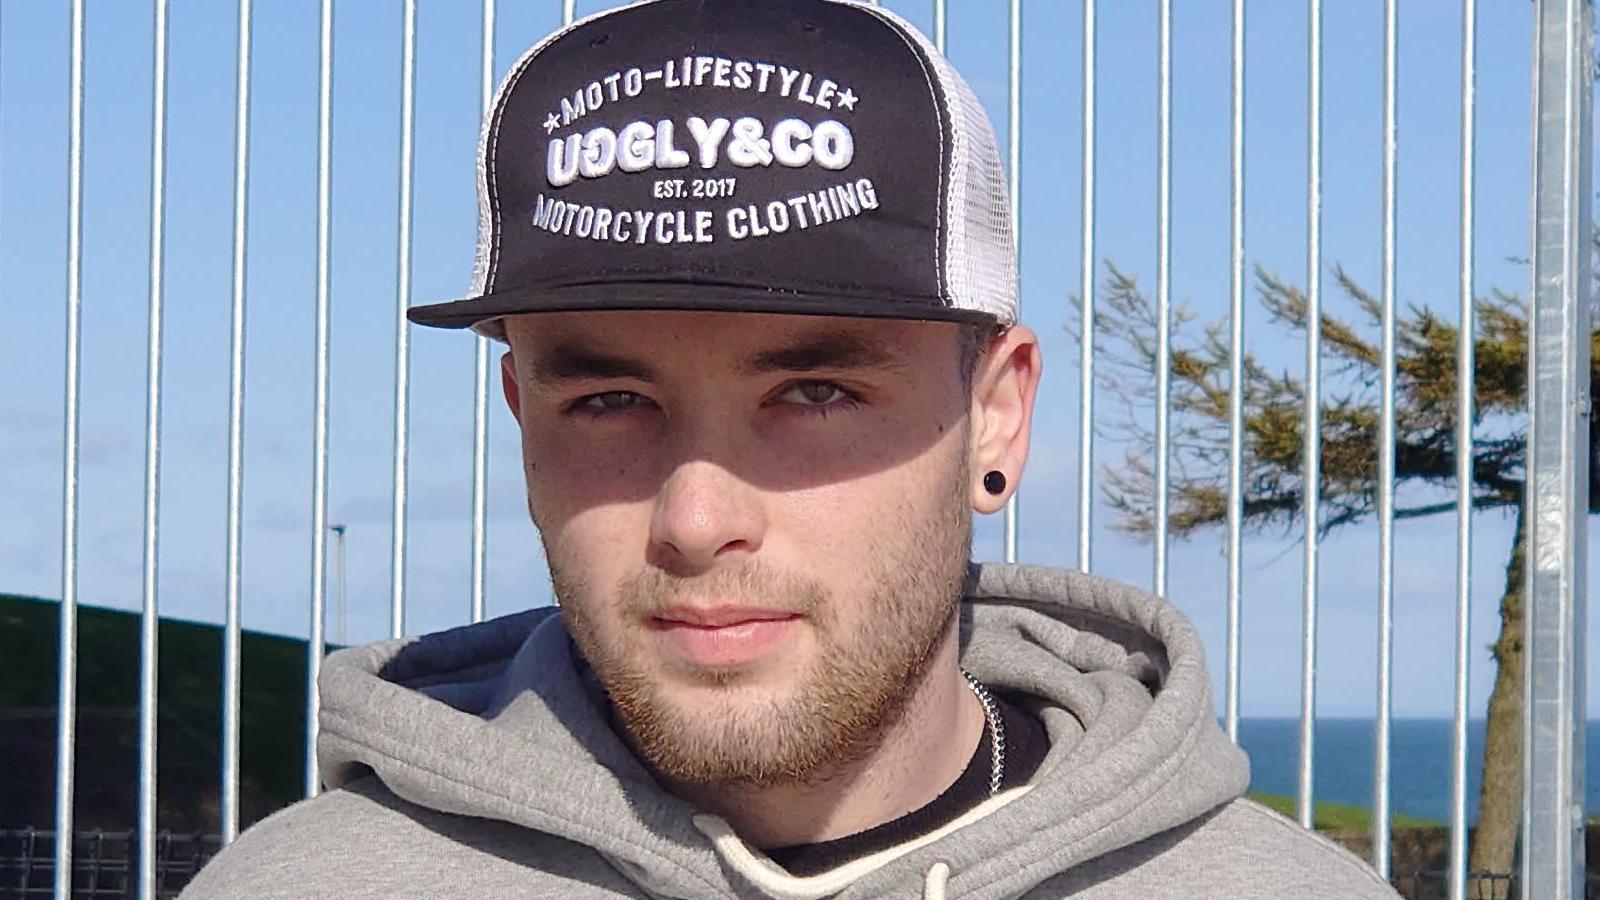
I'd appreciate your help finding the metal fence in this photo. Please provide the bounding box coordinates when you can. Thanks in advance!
[3,0,1594,898]
[3,833,1595,900]
[0,831,220,899]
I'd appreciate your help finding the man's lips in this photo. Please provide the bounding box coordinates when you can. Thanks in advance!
[647,607,803,667]
[648,606,801,628]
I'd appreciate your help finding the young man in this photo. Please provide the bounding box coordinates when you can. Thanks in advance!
[185,1,1399,896]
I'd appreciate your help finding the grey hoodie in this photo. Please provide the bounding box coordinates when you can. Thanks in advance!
[182,564,1399,898]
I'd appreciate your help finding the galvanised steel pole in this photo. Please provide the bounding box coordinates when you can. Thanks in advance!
[470,0,496,626]
[389,0,417,641]
[305,0,335,801]
[137,0,172,892]
[53,1,87,894]
[1372,0,1398,877]
[1223,0,1246,743]
[1521,0,1592,896]
[1447,2,1478,898]
[1152,0,1172,599]
[1076,0,1097,574]
[1003,0,1022,563]
[220,0,254,845]
[1297,0,1324,831]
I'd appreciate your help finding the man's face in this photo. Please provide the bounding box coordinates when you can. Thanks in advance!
[502,310,977,788]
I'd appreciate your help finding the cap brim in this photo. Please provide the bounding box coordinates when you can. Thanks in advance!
[408,279,1000,339]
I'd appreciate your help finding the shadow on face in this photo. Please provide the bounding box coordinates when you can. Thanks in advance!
[499,309,974,508]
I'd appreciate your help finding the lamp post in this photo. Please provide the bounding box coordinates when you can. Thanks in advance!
[329,523,347,646]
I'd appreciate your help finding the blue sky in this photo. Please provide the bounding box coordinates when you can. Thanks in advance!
[0,0,1585,721]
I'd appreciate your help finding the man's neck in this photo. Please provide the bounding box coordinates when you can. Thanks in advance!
[666,631,988,849]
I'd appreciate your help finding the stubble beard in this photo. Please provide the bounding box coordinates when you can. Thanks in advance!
[551,467,973,789]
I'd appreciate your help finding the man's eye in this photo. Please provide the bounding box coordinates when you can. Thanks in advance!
[576,391,650,412]
[777,381,850,406]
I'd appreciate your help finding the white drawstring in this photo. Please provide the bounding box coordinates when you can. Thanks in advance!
[693,787,1030,899]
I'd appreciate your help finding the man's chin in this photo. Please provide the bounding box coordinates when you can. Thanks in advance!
[603,648,819,725]
[652,660,808,698]
[612,684,831,783]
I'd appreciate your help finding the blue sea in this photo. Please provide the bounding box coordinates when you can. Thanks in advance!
[1237,718,1600,823]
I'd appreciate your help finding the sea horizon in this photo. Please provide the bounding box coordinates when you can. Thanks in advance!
[1234,717,1600,824]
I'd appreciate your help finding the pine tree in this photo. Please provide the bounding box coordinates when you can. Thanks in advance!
[1076,260,1599,888]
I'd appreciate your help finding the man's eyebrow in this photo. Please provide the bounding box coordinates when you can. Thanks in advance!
[528,344,659,384]
[740,331,910,376]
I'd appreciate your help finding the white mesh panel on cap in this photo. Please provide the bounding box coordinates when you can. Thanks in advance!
[846,2,1019,325]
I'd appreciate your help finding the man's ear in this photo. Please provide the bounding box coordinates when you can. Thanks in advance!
[501,350,523,422]
[967,324,1042,514]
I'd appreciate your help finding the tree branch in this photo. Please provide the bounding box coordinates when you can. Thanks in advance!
[1395,496,1514,520]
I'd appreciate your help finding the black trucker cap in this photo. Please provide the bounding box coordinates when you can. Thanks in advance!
[407,0,1018,340]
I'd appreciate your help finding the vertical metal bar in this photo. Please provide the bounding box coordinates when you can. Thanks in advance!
[305,0,334,800]
[933,0,946,55]
[52,1,86,895]
[1522,0,1592,895]
[1297,0,1323,831]
[1152,0,1172,598]
[1372,0,1398,877]
[1003,0,1020,564]
[136,0,170,894]
[470,0,495,626]
[1076,0,1097,573]
[1224,0,1246,744]
[564,1,576,26]
[1447,2,1477,897]
[221,0,253,846]
[389,0,417,641]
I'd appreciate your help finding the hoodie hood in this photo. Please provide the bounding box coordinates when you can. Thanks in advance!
[316,563,1248,899]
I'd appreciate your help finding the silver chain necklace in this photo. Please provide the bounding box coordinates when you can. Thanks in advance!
[959,668,1005,796]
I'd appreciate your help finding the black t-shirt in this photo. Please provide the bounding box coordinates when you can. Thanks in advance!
[764,692,1049,877]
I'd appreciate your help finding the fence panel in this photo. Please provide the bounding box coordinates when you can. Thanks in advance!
[0,1,1590,897]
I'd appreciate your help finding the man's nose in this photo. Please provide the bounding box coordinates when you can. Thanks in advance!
[647,459,767,576]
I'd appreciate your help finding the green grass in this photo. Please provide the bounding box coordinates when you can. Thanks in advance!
[1249,792,1444,831]
[2,592,322,830]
